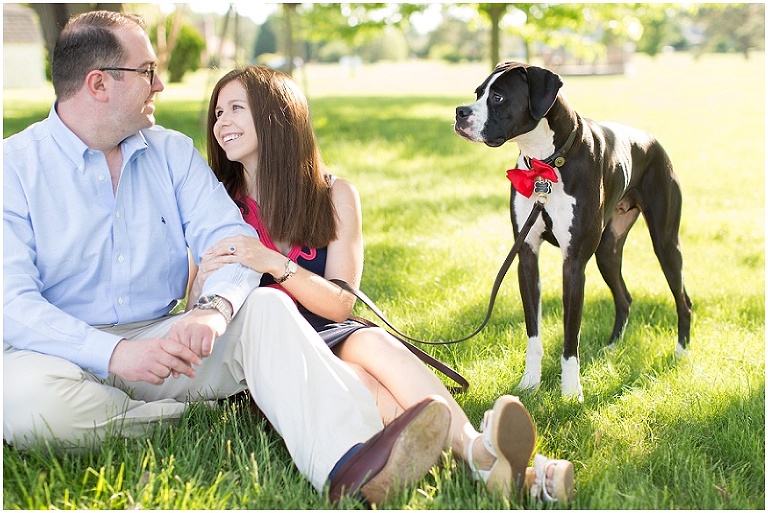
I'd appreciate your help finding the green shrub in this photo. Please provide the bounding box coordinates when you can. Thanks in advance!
[151,21,205,83]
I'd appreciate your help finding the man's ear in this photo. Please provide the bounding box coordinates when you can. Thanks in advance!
[525,66,563,120]
[85,70,110,102]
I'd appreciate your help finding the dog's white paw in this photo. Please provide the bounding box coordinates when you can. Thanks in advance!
[674,342,688,358]
[518,338,543,390]
[519,357,542,390]
[561,356,583,402]
[518,368,541,390]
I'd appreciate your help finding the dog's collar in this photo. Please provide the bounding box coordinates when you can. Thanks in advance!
[523,129,577,169]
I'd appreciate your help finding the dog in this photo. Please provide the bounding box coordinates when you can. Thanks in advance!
[454,62,692,400]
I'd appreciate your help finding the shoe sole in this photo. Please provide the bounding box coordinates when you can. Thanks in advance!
[360,398,451,504]
[486,396,536,498]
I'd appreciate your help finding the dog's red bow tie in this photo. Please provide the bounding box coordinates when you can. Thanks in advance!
[506,158,559,198]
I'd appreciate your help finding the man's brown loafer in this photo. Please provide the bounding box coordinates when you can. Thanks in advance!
[328,395,451,505]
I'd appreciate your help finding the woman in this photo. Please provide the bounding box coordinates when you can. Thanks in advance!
[190,65,573,504]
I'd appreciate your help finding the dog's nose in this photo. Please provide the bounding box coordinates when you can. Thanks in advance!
[456,106,471,119]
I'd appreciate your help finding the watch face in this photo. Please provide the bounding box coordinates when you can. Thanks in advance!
[288,260,298,273]
[195,295,214,307]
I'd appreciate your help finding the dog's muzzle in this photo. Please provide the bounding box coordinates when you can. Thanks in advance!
[454,105,480,141]
[454,105,506,147]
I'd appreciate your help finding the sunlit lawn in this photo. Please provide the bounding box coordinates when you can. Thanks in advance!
[3,53,764,509]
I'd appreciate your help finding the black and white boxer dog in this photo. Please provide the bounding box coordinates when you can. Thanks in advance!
[454,62,692,401]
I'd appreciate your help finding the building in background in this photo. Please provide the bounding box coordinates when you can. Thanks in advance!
[4,3,46,89]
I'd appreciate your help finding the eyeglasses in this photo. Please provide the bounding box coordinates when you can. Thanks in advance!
[99,66,156,86]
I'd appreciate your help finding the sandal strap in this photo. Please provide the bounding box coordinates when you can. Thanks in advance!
[532,453,557,502]
[465,433,485,480]
[478,410,498,458]
[466,410,497,482]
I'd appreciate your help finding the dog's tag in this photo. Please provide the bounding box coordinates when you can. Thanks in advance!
[534,178,552,195]
[554,156,566,167]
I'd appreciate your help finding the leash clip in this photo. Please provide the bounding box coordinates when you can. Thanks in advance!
[534,178,552,205]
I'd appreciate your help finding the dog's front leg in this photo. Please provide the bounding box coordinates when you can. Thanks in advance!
[517,243,544,391]
[561,257,587,401]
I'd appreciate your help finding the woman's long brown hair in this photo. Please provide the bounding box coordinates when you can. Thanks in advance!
[207,66,337,248]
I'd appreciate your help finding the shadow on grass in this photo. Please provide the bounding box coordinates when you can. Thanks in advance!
[357,239,690,393]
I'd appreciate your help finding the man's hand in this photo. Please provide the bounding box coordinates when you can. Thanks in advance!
[109,337,202,385]
[168,307,228,359]
[108,308,227,385]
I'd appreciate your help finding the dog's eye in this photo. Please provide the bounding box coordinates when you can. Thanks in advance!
[491,93,504,104]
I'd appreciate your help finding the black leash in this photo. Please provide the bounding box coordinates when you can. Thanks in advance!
[344,314,472,393]
[330,196,547,347]
[330,197,546,392]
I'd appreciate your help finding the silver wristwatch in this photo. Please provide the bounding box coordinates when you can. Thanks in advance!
[274,259,298,284]
[193,294,233,324]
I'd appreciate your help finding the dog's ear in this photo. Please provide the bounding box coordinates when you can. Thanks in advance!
[525,66,563,120]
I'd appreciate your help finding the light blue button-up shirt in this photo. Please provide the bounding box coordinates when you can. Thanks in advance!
[4,103,261,378]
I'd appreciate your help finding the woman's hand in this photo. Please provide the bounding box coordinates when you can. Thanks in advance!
[199,234,285,280]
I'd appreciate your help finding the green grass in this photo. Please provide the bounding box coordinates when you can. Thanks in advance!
[3,53,764,509]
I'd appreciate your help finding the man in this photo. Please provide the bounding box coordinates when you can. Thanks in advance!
[3,11,450,505]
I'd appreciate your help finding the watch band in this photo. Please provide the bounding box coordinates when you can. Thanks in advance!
[274,259,297,284]
[193,294,232,324]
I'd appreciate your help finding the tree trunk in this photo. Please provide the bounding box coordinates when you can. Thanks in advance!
[30,4,122,61]
[283,4,297,77]
[155,6,186,78]
[487,4,506,70]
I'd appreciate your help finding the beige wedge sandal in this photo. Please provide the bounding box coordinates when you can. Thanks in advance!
[466,395,536,498]
[529,453,575,504]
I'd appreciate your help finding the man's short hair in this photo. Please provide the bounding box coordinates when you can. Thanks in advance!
[51,10,146,101]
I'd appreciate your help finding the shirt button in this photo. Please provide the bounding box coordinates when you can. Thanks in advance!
[117,297,124,306]
[98,175,105,182]
[117,254,125,263]
[115,211,121,219]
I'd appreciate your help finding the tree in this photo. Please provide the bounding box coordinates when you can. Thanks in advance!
[476,3,588,68]
[253,16,278,59]
[427,11,486,63]
[696,3,765,58]
[151,19,205,83]
[359,26,409,62]
[632,4,676,56]
[293,3,427,64]
[28,3,122,64]
[478,3,508,69]
[474,4,707,68]
[153,6,186,80]
[283,4,298,76]
[27,3,208,84]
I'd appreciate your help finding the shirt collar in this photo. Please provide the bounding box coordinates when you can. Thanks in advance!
[45,101,149,172]
[45,102,89,171]
[122,129,149,161]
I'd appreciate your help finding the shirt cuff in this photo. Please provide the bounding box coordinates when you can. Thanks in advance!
[201,263,261,314]
[79,329,124,379]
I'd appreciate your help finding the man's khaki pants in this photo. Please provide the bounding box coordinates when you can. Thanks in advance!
[3,288,383,492]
